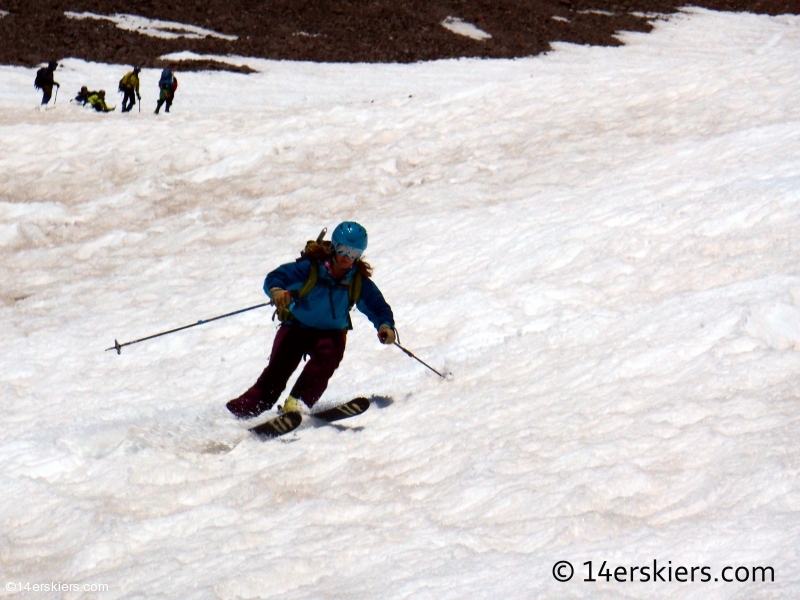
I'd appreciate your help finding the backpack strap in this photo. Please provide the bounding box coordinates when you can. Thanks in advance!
[298,261,319,298]
[275,261,319,322]
[275,262,363,323]
[348,271,362,308]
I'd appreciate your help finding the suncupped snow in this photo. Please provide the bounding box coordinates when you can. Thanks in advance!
[1,8,799,599]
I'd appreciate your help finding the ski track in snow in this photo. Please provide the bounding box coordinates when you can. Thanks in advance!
[1,8,800,599]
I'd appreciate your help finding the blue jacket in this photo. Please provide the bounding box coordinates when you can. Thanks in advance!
[264,259,394,331]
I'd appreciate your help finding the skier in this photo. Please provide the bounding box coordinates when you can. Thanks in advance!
[226,222,396,419]
[34,61,60,105]
[155,68,178,114]
[87,90,115,112]
[119,66,142,113]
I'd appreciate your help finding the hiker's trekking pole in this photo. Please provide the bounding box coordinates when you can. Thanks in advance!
[106,302,271,355]
[393,341,448,379]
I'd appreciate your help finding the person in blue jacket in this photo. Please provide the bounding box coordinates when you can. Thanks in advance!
[226,221,396,418]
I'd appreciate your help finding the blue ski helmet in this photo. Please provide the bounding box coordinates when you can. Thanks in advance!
[332,221,368,258]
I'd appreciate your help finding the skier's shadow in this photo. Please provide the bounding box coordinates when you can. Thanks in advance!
[307,418,365,433]
[370,395,394,409]
[326,423,365,432]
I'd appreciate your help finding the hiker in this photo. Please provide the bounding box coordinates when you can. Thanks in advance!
[226,222,396,418]
[87,90,115,112]
[155,68,178,114]
[34,61,60,105]
[73,86,94,105]
[119,66,142,113]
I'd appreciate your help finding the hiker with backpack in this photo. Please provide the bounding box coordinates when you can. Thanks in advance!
[226,222,396,419]
[87,90,115,112]
[155,68,178,114]
[73,86,93,105]
[119,66,142,113]
[34,61,60,105]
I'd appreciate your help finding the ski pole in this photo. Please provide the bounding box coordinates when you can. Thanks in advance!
[53,85,58,105]
[393,341,447,379]
[106,302,270,355]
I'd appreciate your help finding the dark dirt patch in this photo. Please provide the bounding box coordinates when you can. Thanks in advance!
[154,58,257,74]
[1,0,798,71]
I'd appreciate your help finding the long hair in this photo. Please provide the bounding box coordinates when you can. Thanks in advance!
[302,242,373,277]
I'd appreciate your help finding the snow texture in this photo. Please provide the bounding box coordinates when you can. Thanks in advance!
[64,11,239,41]
[1,8,799,599]
[441,16,493,40]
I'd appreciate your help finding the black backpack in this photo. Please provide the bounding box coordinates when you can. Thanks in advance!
[34,68,47,90]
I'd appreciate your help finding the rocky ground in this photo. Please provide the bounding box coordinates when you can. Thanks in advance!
[1,0,798,70]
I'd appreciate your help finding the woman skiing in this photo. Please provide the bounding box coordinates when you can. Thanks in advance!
[227,222,396,419]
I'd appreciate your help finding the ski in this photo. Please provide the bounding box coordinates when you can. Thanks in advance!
[249,411,303,438]
[313,397,370,423]
[248,397,370,439]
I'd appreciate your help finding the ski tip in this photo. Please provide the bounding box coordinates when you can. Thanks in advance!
[310,397,371,423]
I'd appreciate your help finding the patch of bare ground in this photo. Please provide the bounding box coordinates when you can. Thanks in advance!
[0,0,797,71]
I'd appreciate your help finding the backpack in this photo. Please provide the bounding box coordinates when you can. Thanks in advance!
[119,72,134,91]
[274,228,364,323]
[159,68,174,86]
[34,68,47,90]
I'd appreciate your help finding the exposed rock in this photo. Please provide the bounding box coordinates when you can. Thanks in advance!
[1,0,797,71]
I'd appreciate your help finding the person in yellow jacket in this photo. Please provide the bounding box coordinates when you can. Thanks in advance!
[118,66,141,113]
[87,90,115,113]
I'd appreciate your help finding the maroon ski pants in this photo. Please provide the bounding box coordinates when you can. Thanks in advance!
[226,325,347,418]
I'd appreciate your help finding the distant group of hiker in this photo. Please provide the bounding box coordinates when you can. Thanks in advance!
[34,61,179,114]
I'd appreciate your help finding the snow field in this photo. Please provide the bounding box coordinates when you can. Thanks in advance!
[1,8,799,599]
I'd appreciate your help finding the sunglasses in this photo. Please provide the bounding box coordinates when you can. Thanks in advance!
[334,243,363,261]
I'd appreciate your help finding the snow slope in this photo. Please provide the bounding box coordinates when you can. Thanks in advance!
[1,8,799,599]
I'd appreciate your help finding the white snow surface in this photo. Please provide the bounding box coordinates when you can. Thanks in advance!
[1,8,800,599]
[441,17,493,41]
[64,11,238,41]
